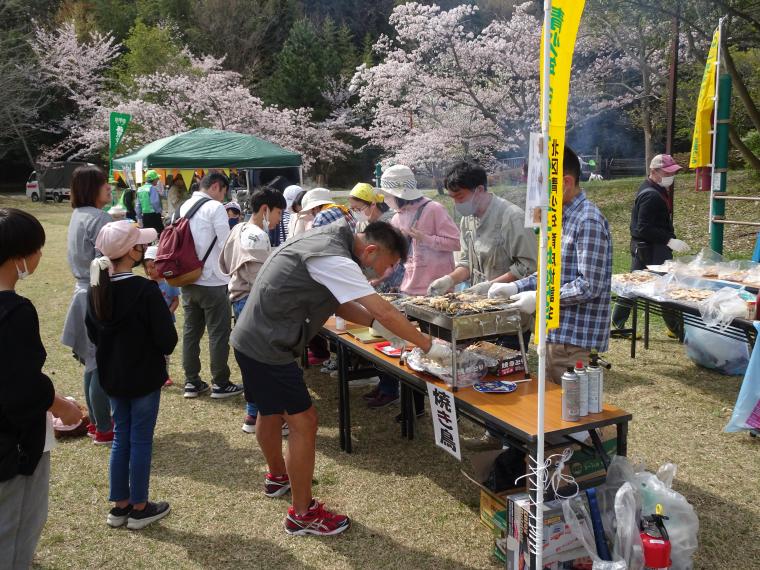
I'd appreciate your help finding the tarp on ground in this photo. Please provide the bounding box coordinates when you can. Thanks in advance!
[112,128,302,169]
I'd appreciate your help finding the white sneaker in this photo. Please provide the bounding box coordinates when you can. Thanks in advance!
[349,376,380,388]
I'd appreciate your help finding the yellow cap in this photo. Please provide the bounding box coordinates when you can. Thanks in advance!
[350,182,381,203]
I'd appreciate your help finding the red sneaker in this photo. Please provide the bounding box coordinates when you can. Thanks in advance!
[264,473,291,498]
[93,430,114,445]
[163,378,173,387]
[285,499,350,536]
[87,422,96,438]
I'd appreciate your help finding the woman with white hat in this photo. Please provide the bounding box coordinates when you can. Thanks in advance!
[366,165,459,415]
[379,165,459,295]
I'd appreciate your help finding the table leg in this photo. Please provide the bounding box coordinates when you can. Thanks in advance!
[339,343,353,454]
[617,421,628,457]
[644,299,650,350]
[631,298,638,359]
[337,343,346,452]
[407,386,416,441]
[399,384,408,439]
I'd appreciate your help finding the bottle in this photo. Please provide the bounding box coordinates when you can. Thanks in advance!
[561,367,580,422]
[587,350,604,414]
[574,360,589,417]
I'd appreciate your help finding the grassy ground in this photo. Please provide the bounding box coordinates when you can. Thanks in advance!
[1,172,759,569]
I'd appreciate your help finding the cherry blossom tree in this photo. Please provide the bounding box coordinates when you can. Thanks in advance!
[30,22,351,173]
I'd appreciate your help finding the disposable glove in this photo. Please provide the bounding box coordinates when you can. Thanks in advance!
[427,275,454,296]
[371,319,406,349]
[465,281,492,296]
[510,291,537,315]
[488,282,518,299]
[667,238,690,253]
[424,341,451,362]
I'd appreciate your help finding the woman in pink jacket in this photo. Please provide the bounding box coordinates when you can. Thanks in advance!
[380,165,460,296]
[365,165,460,419]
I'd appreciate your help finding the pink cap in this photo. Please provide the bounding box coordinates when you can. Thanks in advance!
[649,154,682,174]
[95,221,157,259]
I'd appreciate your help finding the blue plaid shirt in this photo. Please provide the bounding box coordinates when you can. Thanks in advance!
[515,191,612,351]
[312,206,357,231]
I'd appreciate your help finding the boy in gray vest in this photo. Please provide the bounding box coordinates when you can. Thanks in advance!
[231,220,446,536]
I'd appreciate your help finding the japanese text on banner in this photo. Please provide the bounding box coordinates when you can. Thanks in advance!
[689,26,720,168]
[427,385,461,461]
[538,1,584,330]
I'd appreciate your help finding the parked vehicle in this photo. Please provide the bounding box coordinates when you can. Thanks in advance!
[26,162,93,202]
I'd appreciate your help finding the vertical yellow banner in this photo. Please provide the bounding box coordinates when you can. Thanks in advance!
[689,27,720,168]
[538,0,585,330]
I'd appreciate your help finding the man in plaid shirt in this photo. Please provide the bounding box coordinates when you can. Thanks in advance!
[489,146,612,382]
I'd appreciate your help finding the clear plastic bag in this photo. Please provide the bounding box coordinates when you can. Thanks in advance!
[562,457,699,570]
[698,286,751,330]
[406,340,488,387]
[683,325,750,376]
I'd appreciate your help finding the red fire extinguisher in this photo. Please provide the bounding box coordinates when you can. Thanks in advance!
[640,504,672,569]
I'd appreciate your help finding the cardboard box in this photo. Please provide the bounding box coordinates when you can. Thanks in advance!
[480,488,507,531]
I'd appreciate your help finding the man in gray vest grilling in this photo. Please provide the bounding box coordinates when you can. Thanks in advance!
[231,219,446,536]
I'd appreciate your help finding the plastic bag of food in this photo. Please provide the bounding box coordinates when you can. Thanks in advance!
[698,286,751,330]
[683,325,750,375]
[725,322,760,432]
[406,340,488,387]
[684,247,724,278]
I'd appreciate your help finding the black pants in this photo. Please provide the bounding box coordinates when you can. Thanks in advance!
[141,212,164,237]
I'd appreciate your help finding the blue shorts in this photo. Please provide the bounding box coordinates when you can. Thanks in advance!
[233,349,312,416]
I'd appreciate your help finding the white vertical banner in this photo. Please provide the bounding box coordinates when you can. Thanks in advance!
[525,131,548,228]
[135,160,144,184]
[427,384,461,461]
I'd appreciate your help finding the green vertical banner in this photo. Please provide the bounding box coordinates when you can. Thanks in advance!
[109,112,131,177]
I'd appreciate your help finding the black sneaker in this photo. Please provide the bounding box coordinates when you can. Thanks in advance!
[183,381,210,398]
[211,383,244,399]
[126,501,171,530]
[107,504,132,528]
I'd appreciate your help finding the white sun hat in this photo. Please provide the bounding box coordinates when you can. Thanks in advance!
[380,164,422,200]
[301,187,333,211]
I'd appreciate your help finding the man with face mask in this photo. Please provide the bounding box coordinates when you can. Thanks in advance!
[230,219,447,536]
[429,162,538,316]
[611,154,688,335]
[219,188,286,435]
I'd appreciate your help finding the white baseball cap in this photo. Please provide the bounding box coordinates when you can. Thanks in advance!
[380,165,422,201]
[301,187,333,211]
[283,185,304,210]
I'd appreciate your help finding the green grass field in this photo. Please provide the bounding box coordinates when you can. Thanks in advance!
[1,172,758,569]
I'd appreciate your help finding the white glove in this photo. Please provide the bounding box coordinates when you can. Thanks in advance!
[425,341,451,362]
[488,282,518,299]
[510,291,537,315]
[370,319,405,349]
[667,238,690,253]
[465,281,492,296]
[427,275,454,296]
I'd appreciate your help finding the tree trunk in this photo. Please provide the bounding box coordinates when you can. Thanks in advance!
[5,108,36,169]
[729,124,760,171]
[722,47,760,136]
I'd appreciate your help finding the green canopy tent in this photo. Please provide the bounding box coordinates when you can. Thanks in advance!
[112,128,302,188]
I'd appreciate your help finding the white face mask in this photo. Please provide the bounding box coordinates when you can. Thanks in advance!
[352,209,368,224]
[262,207,270,230]
[16,258,30,280]
[659,175,675,187]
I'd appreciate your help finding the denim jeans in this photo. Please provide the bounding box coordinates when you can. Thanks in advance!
[181,284,231,388]
[109,390,161,505]
[232,296,258,418]
[84,368,112,433]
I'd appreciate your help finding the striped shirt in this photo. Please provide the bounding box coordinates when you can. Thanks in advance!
[515,191,612,351]
[312,206,357,232]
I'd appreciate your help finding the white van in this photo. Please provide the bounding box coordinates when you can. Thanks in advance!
[26,162,93,202]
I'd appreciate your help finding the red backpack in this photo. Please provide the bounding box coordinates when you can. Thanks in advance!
[155,197,217,287]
